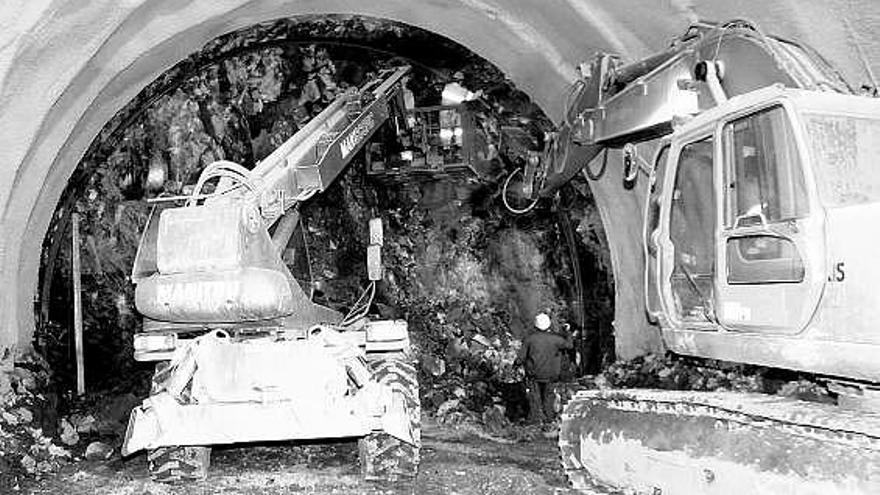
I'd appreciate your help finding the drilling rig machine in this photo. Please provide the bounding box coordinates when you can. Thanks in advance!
[122,66,428,482]
[507,20,880,494]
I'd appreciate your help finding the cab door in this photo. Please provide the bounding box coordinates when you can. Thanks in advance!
[713,104,825,334]
[644,143,670,323]
[658,136,718,327]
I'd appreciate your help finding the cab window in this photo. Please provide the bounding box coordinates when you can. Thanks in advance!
[723,106,807,227]
[669,138,715,320]
[722,106,808,285]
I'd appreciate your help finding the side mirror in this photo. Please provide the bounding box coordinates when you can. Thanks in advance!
[367,218,384,281]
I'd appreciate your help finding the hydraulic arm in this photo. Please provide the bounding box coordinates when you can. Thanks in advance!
[248,65,411,227]
[130,66,411,329]
[518,20,850,199]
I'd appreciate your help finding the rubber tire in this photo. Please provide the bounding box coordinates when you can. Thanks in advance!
[146,361,212,483]
[359,356,421,480]
[147,445,211,483]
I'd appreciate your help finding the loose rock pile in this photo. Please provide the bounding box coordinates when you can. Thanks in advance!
[597,353,765,392]
[0,354,69,491]
[552,353,836,415]
[0,350,148,490]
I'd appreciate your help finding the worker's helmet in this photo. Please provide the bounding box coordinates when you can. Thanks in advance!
[534,312,551,331]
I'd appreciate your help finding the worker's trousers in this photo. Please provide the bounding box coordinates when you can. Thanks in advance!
[525,377,556,423]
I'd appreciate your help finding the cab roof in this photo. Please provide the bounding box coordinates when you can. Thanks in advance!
[679,84,880,133]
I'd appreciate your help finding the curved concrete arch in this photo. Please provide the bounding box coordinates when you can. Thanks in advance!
[2,0,880,366]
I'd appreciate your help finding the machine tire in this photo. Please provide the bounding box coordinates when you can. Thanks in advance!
[146,361,212,483]
[147,445,211,483]
[359,355,421,480]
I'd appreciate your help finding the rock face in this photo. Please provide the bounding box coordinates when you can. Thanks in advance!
[4,1,880,393]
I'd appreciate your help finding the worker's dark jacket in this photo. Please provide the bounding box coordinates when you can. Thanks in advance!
[517,331,573,381]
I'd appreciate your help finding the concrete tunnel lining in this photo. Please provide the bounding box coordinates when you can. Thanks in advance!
[2,0,880,371]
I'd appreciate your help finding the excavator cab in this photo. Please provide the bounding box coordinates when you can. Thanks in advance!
[646,84,880,381]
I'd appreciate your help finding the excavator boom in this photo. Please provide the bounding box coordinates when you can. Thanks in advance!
[130,66,411,330]
[528,20,851,197]
[250,66,410,226]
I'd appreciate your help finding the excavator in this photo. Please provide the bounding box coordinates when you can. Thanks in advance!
[503,19,880,494]
[121,66,441,482]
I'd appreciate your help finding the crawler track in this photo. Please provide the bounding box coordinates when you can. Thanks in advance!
[559,389,880,494]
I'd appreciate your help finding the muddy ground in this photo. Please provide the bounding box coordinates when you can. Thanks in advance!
[28,418,579,495]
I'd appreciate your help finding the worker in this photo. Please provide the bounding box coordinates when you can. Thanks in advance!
[516,312,575,423]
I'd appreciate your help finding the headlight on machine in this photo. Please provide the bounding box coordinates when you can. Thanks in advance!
[133,333,177,353]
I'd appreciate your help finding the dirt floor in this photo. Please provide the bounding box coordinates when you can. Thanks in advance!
[27,418,580,495]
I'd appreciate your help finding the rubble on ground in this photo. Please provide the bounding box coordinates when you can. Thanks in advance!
[0,353,71,492]
[430,350,838,439]
[84,441,113,461]
[0,350,140,492]
[562,353,835,405]
[595,353,765,392]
